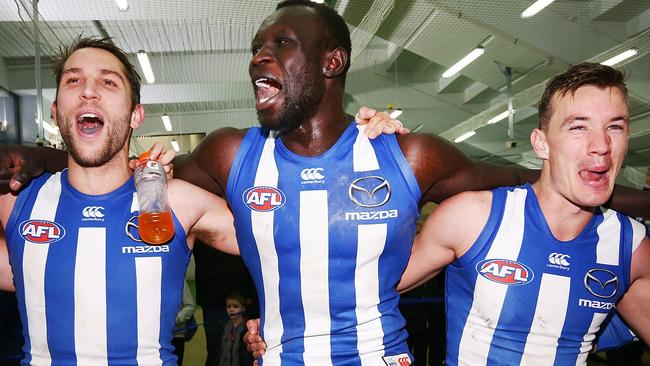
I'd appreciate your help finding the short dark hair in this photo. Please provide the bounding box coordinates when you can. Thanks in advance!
[276,0,352,75]
[52,36,141,110]
[538,62,627,130]
[225,292,246,306]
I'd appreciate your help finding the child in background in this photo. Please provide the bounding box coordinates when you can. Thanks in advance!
[217,292,254,366]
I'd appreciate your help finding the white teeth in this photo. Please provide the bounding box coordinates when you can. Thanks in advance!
[255,79,270,88]
[79,113,99,119]
[259,97,270,103]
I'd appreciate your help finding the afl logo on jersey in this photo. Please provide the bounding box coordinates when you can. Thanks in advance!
[19,219,66,244]
[243,186,286,212]
[476,259,534,286]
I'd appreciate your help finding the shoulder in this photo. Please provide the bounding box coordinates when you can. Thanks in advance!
[437,190,493,218]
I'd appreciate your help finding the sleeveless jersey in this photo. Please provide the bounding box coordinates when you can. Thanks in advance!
[226,123,421,366]
[445,184,646,366]
[5,170,190,366]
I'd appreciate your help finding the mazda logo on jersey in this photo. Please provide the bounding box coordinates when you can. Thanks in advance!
[125,216,143,242]
[243,186,286,212]
[476,258,534,286]
[584,269,618,299]
[348,176,391,208]
[19,219,66,244]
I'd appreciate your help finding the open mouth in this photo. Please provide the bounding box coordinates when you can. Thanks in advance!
[254,77,282,104]
[76,112,104,135]
[579,169,609,184]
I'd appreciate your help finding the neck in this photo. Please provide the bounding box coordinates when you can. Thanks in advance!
[231,316,244,326]
[280,86,349,156]
[532,175,597,241]
[66,149,131,195]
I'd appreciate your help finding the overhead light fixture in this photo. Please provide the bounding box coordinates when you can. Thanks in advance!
[487,110,513,124]
[602,48,638,66]
[412,124,423,133]
[170,140,180,153]
[521,0,556,18]
[389,109,402,119]
[161,114,172,132]
[442,47,485,78]
[310,0,325,3]
[114,0,129,11]
[454,130,476,143]
[137,50,155,84]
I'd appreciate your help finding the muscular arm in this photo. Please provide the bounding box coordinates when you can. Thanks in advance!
[616,236,650,343]
[0,145,66,192]
[168,179,239,255]
[173,127,247,197]
[398,190,492,292]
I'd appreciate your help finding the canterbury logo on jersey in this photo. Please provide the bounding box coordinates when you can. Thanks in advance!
[476,259,534,286]
[242,186,286,212]
[382,353,412,366]
[547,252,570,269]
[82,206,105,221]
[300,168,325,184]
[19,219,66,244]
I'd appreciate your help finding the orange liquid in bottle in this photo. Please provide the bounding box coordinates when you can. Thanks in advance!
[138,211,174,245]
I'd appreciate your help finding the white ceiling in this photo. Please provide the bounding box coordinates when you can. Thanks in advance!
[1,0,649,187]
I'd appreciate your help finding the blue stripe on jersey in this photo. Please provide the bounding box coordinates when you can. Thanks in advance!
[227,122,420,365]
[445,184,640,366]
[6,170,190,366]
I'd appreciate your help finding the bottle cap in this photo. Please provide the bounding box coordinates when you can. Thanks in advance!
[138,151,151,163]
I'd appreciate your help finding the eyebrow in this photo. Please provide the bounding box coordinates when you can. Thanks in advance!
[561,114,629,127]
[62,67,126,84]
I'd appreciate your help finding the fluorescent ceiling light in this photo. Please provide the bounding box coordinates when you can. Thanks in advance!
[161,114,172,132]
[454,130,476,143]
[601,48,638,66]
[521,0,555,18]
[171,140,180,152]
[389,109,402,119]
[114,0,128,11]
[442,47,485,78]
[311,0,325,3]
[137,51,155,84]
[487,110,512,124]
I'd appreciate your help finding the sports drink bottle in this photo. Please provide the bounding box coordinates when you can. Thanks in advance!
[134,151,174,244]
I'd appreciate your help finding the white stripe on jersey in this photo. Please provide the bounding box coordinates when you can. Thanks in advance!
[131,192,139,213]
[356,224,388,365]
[596,209,620,265]
[254,134,283,365]
[457,187,527,366]
[520,274,571,365]
[299,190,332,364]
[353,126,379,172]
[629,217,646,252]
[74,227,108,365]
[135,257,163,366]
[575,313,608,365]
[23,173,62,366]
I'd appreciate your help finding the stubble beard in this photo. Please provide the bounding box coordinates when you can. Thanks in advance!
[57,110,132,168]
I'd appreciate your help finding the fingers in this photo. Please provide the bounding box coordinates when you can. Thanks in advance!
[148,142,164,160]
[128,158,138,172]
[159,148,176,165]
[356,106,377,123]
[9,177,23,192]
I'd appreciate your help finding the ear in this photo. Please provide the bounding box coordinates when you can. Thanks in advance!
[130,104,145,129]
[530,128,549,160]
[51,101,58,126]
[323,47,348,78]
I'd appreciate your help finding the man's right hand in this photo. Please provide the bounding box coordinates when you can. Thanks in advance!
[0,145,48,193]
[244,318,267,363]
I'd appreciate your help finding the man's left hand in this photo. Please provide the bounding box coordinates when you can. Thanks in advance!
[355,106,410,139]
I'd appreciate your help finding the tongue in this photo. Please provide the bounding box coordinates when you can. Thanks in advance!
[257,85,279,100]
[580,170,605,182]
[79,117,103,134]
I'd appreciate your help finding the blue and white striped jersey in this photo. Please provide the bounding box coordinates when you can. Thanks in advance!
[226,123,421,366]
[445,184,646,366]
[5,170,190,366]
